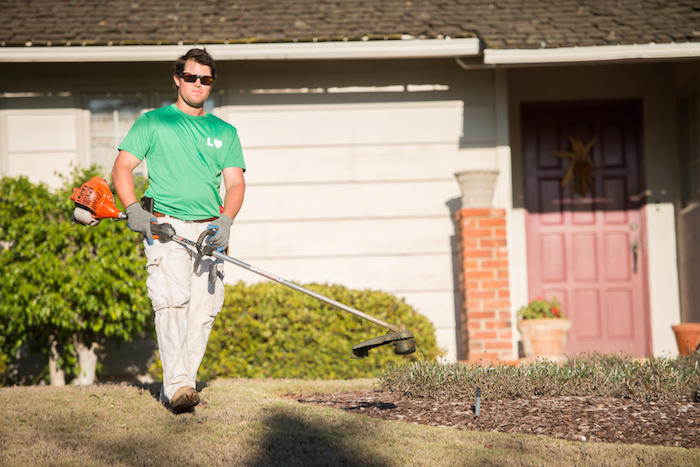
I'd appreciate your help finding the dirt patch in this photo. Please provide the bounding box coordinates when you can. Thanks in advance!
[293,390,700,449]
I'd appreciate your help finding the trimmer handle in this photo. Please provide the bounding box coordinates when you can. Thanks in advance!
[150,221,176,243]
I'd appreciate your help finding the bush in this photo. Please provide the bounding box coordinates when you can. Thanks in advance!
[195,281,441,380]
[0,168,152,385]
[380,352,700,402]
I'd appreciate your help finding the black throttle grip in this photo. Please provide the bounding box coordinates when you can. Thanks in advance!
[196,228,217,257]
[151,222,176,243]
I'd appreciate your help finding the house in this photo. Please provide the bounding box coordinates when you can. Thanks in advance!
[2,1,699,374]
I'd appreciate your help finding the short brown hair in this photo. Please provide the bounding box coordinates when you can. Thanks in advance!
[174,48,216,80]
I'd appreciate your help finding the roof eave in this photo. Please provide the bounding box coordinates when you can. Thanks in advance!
[484,41,700,65]
[0,38,481,62]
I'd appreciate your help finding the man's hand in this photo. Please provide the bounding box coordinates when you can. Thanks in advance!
[207,214,233,251]
[125,202,156,245]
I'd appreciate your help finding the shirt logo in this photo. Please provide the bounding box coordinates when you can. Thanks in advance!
[207,137,223,149]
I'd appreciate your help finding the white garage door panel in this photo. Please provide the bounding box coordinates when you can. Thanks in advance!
[8,152,77,188]
[433,328,458,360]
[230,217,455,257]
[7,114,77,152]
[239,181,459,221]
[228,101,464,147]
[222,253,455,292]
[243,145,497,185]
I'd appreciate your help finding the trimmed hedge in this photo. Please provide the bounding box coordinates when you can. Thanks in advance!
[198,281,441,380]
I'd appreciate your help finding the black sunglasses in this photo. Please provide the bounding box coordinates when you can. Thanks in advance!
[177,72,214,86]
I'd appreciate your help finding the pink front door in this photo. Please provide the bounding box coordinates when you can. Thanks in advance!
[522,101,650,356]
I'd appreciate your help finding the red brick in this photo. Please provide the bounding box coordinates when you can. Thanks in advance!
[498,290,510,298]
[485,320,511,329]
[466,270,494,279]
[462,239,477,248]
[467,311,495,319]
[461,209,492,217]
[466,301,482,310]
[494,229,507,237]
[479,218,506,227]
[467,321,482,331]
[462,229,493,237]
[483,300,511,309]
[464,250,494,258]
[470,331,497,340]
[493,209,506,217]
[498,311,513,321]
[466,290,495,299]
[466,281,480,290]
[496,249,509,257]
[486,340,513,349]
[463,260,479,270]
[482,280,509,289]
[497,270,509,278]
[469,353,499,363]
[480,239,507,247]
[500,330,513,339]
[483,260,508,269]
[461,218,478,228]
[469,342,485,351]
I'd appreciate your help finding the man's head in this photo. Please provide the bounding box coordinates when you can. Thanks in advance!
[173,48,216,114]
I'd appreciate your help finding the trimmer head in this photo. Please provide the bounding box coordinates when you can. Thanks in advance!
[351,330,416,358]
[70,177,126,225]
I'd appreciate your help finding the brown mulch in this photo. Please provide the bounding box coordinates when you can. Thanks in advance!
[292,390,700,449]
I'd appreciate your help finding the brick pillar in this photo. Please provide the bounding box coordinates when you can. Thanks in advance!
[454,170,513,364]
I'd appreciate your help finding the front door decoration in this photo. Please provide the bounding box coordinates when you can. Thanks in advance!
[552,135,597,197]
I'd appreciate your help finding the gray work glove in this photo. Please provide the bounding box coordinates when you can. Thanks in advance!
[207,214,233,251]
[125,202,156,245]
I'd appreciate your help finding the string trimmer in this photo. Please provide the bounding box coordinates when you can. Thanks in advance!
[70,177,417,358]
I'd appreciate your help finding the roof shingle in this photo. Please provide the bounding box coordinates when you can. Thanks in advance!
[0,0,698,49]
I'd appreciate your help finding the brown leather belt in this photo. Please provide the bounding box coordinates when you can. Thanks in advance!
[154,211,218,223]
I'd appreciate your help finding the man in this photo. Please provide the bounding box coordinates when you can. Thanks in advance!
[112,48,246,413]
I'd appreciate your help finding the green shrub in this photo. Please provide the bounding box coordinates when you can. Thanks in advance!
[195,281,441,380]
[381,352,700,402]
[0,168,153,384]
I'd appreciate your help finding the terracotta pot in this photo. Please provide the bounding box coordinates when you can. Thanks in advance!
[671,323,700,356]
[517,318,572,358]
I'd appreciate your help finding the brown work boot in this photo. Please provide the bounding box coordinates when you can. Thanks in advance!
[170,386,200,414]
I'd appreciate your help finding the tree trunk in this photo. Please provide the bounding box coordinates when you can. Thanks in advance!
[75,339,99,386]
[48,338,65,386]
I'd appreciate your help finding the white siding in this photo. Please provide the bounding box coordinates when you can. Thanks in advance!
[223,100,498,360]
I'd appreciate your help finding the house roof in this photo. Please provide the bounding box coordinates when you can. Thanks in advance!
[2,0,699,49]
[1,1,699,63]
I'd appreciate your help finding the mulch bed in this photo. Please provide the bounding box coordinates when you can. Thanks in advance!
[293,390,700,449]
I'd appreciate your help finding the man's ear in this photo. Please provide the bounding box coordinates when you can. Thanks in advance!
[173,74,180,89]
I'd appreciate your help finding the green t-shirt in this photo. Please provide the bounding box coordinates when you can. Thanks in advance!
[119,104,246,220]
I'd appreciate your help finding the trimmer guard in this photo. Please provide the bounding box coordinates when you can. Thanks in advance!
[352,330,416,358]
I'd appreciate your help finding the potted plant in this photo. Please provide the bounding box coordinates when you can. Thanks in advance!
[516,297,571,360]
[671,323,700,356]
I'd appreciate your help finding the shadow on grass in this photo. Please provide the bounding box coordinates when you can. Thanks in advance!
[247,410,393,467]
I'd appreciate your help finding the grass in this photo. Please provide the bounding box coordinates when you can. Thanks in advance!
[1,377,699,466]
[381,352,700,402]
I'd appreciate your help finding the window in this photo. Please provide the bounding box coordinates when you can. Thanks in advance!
[679,91,700,207]
[87,92,215,176]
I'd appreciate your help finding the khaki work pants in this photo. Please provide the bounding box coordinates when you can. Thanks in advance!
[144,217,225,404]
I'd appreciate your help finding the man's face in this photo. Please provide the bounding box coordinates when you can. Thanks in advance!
[173,59,213,110]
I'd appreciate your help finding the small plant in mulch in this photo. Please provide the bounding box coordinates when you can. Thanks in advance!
[380,352,700,403]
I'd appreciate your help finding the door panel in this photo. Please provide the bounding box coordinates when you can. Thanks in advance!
[523,101,650,356]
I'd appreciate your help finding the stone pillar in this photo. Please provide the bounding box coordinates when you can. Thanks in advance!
[454,170,514,364]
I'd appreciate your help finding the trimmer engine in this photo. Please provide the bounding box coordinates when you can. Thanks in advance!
[70,176,126,226]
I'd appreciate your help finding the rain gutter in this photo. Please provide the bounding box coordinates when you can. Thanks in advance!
[0,38,481,62]
[484,41,700,65]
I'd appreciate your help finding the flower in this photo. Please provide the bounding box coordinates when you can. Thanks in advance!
[517,297,564,320]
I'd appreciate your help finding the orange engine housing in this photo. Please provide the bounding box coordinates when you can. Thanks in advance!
[70,177,124,220]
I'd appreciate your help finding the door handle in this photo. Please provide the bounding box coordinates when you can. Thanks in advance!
[630,240,639,274]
